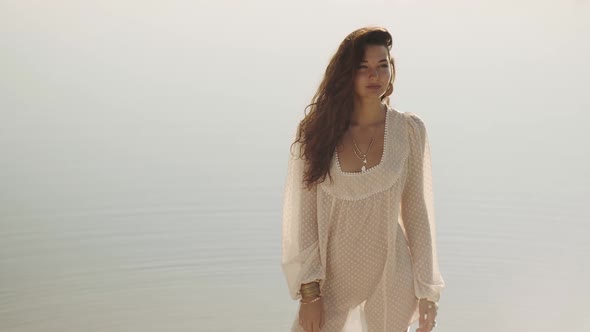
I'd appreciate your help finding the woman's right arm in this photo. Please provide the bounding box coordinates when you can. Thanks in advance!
[280,140,326,301]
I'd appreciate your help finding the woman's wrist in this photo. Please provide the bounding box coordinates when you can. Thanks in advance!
[300,284,320,298]
[418,297,438,304]
[301,290,321,297]
[300,294,322,304]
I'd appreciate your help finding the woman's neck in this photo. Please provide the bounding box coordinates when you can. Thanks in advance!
[351,98,386,127]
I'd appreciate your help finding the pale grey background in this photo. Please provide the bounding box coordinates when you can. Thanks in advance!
[1,0,589,331]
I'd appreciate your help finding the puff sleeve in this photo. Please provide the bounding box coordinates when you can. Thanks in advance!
[401,113,445,302]
[280,140,325,301]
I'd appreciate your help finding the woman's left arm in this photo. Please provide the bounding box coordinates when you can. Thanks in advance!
[401,113,445,303]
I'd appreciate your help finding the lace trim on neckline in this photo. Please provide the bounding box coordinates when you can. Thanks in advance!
[318,108,410,201]
[335,107,390,176]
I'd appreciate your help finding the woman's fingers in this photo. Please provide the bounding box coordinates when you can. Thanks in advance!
[418,299,439,332]
[414,304,441,332]
[418,308,427,331]
[313,320,320,332]
[426,306,438,332]
[429,303,438,331]
[418,300,427,329]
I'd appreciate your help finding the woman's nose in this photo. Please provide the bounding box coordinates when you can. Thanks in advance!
[368,68,378,78]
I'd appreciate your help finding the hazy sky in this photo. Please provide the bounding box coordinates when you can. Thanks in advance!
[1,1,589,331]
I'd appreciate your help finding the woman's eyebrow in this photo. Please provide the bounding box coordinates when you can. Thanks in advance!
[360,58,389,63]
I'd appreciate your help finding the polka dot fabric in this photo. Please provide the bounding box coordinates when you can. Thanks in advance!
[281,107,445,331]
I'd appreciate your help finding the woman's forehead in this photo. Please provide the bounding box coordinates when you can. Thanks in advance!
[362,45,390,61]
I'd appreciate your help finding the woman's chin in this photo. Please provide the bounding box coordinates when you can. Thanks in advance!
[355,94,384,102]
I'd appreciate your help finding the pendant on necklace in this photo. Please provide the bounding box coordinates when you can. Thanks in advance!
[361,157,367,172]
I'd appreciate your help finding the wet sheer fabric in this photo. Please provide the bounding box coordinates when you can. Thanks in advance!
[280,107,445,332]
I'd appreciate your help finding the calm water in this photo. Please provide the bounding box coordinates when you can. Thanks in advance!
[1,1,589,331]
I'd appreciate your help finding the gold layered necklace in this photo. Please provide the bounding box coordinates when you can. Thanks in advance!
[351,136,374,172]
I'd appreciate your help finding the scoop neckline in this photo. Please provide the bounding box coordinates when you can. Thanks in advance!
[335,107,390,176]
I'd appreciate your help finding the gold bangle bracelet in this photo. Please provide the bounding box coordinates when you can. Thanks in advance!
[300,295,322,304]
[300,280,321,297]
[300,285,319,292]
[300,286,319,293]
[301,290,320,296]
[301,289,320,295]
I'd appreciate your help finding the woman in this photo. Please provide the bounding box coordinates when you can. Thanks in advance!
[280,26,445,332]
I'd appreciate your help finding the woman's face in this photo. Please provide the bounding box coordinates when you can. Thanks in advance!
[353,44,394,100]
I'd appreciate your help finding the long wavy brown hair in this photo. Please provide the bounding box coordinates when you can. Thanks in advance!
[292,26,396,190]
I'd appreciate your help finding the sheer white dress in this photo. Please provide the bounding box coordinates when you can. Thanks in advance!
[281,107,445,332]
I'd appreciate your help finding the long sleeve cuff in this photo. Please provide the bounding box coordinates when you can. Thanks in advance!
[281,240,326,301]
[414,277,445,302]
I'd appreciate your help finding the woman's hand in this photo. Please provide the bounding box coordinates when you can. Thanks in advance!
[298,296,325,332]
[416,298,438,332]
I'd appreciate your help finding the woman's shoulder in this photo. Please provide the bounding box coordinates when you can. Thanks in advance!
[389,106,425,127]
[400,110,424,124]
[391,109,428,141]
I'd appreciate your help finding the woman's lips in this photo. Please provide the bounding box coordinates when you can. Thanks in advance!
[366,85,381,89]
